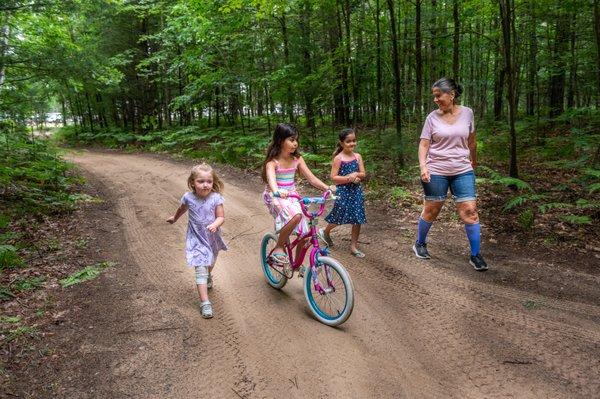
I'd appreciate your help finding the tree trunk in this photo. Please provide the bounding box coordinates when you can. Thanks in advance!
[84,91,96,134]
[429,0,438,86]
[499,0,518,178]
[452,0,460,80]
[526,0,537,116]
[336,1,350,124]
[280,12,294,121]
[375,0,382,131]
[387,0,404,167]
[549,8,569,117]
[300,0,315,139]
[0,22,9,87]
[415,0,423,127]
[595,0,600,107]
[567,12,577,109]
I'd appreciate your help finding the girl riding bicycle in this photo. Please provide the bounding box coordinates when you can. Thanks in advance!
[262,123,332,269]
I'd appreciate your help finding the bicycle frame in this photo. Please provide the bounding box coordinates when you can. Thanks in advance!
[268,191,335,294]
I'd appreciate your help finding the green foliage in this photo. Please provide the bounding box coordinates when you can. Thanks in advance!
[12,276,46,293]
[0,245,24,270]
[74,238,88,250]
[0,316,21,324]
[0,215,10,229]
[477,166,531,191]
[537,202,573,214]
[0,286,16,301]
[390,186,412,202]
[60,261,116,288]
[2,326,38,344]
[0,128,80,216]
[517,208,535,231]
[588,183,600,194]
[561,215,592,225]
[503,194,548,211]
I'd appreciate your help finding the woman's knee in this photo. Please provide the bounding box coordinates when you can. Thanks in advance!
[459,206,479,223]
[422,203,442,221]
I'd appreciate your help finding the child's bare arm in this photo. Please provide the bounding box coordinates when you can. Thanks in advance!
[207,204,225,233]
[167,203,188,224]
[355,153,367,181]
[265,160,287,197]
[298,156,330,191]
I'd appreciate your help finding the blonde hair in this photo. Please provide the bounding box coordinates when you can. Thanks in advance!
[187,163,224,194]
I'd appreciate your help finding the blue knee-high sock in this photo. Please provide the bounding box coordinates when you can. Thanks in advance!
[464,222,481,256]
[417,217,433,245]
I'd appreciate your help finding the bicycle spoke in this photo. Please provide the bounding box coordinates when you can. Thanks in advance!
[310,263,347,319]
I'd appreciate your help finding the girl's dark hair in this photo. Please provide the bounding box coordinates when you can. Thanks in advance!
[333,128,356,158]
[432,77,463,102]
[261,123,300,183]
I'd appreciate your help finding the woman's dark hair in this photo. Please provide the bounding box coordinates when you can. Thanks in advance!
[432,77,463,102]
[261,123,300,183]
[333,128,356,158]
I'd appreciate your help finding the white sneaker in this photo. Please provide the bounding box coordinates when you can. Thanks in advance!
[200,301,213,318]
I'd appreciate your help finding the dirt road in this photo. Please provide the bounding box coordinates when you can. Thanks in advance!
[64,150,600,398]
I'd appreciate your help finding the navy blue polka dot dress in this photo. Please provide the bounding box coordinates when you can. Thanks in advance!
[325,156,366,225]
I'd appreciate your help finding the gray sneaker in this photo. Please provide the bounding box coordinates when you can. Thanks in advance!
[413,241,431,259]
[207,273,213,289]
[200,301,213,318]
[469,254,489,271]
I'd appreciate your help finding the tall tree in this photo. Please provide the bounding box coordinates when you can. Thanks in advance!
[499,0,518,178]
[387,0,404,166]
[452,0,460,80]
[415,0,423,125]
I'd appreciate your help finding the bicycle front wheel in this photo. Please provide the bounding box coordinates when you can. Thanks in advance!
[304,256,354,326]
[260,233,288,289]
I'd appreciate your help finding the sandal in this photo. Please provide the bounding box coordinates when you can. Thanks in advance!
[351,249,365,258]
[318,228,334,247]
[269,253,290,266]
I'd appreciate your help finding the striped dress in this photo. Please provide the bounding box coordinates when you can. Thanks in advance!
[262,158,309,235]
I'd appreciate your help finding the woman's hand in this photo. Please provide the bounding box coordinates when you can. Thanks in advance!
[420,166,431,183]
[167,216,176,224]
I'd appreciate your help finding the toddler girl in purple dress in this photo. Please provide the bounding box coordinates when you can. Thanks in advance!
[167,163,227,318]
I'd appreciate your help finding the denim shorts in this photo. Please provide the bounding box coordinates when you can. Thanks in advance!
[421,170,477,203]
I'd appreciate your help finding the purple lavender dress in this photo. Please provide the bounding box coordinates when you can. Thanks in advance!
[181,191,227,267]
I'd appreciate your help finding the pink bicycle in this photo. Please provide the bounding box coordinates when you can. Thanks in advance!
[260,191,355,326]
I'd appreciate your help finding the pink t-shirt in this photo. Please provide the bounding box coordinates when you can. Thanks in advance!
[420,106,475,176]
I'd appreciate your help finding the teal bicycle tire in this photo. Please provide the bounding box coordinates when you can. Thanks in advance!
[304,256,354,326]
[260,233,288,289]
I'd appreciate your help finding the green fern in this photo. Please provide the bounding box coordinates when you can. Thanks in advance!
[477,166,531,191]
[561,215,592,225]
[588,182,600,194]
[503,194,548,211]
[538,202,573,214]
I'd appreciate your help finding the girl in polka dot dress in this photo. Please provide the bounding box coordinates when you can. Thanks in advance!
[319,128,367,258]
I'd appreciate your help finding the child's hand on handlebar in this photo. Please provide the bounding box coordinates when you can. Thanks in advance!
[273,189,289,199]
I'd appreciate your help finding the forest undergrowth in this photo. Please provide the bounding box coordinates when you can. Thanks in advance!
[0,121,114,388]
[56,110,600,262]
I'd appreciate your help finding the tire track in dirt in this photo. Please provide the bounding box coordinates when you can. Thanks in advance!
[67,150,600,398]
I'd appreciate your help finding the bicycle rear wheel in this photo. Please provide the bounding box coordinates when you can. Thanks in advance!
[260,233,288,289]
[304,256,354,326]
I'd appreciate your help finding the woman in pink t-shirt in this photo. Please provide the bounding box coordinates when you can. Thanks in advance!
[412,78,488,271]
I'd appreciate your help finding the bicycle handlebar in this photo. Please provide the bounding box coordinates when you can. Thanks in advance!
[273,190,334,218]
